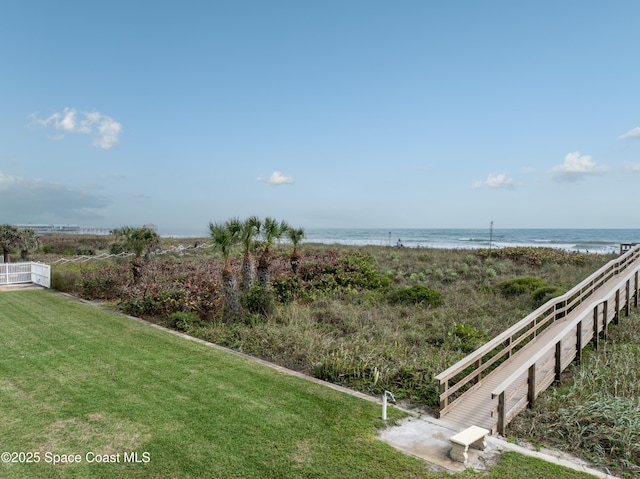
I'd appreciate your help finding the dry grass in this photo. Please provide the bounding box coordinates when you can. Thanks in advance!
[509,309,640,477]
[50,244,614,413]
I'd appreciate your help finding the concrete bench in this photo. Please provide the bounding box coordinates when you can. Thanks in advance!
[449,425,490,463]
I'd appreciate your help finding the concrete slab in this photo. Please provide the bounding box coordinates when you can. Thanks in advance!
[0,283,44,292]
[378,413,620,478]
[378,415,485,473]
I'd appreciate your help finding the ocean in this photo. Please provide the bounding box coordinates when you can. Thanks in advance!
[302,228,640,254]
[161,227,640,254]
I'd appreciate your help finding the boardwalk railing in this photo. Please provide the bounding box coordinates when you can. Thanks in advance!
[491,258,640,435]
[0,262,51,288]
[434,245,640,418]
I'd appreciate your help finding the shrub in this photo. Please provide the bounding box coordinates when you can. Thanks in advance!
[80,277,120,300]
[39,235,107,256]
[110,242,126,255]
[495,276,567,307]
[272,276,303,303]
[169,311,207,332]
[120,293,159,317]
[334,253,393,290]
[242,285,275,317]
[387,285,442,307]
[51,270,79,292]
[496,276,549,296]
[477,246,601,266]
[531,285,566,307]
[447,322,488,353]
[274,252,392,302]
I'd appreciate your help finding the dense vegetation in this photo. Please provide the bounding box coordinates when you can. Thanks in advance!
[42,237,611,407]
[510,308,640,478]
[27,233,640,476]
[0,224,42,261]
[0,290,599,479]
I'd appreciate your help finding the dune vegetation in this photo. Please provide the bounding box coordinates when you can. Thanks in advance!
[28,227,640,476]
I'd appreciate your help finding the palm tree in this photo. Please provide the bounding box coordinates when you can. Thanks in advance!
[113,226,160,283]
[18,228,41,261]
[257,217,290,288]
[209,218,242,321]
[286,226,305,274]
[239,216,261,292]
[0,224,20,263]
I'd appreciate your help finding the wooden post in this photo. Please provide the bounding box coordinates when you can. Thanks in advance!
[625,279,630,316]
[505,337,512,359]
[528,365,536,409]
[555,341,562,384]
[635,272,639,308]
[614,290,620,325]
[497,391,505,436]
[475,359,482,383]
[603,300,608,340]
[592,305,599,350]
[555,300,566,321]
[575,321,582,365]
[439,380,447,412]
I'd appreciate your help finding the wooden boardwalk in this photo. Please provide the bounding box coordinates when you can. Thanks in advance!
[435,245,640,435]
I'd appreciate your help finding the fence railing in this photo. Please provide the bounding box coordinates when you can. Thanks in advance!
[491,262,640,435]
[0,262,51,288]
[434,245,640,417]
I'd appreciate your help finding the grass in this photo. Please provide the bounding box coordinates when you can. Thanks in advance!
[194,245,614,409]
[509,308,640,477]
[0,289,597,479]
[0,289,417,478]
[458,452,603,479]
[48,243,614,412]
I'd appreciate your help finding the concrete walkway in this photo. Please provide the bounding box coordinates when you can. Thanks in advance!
[378,412,619,478]
[0,283,44,292]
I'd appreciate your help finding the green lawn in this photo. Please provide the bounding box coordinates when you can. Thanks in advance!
[0,290,596,479]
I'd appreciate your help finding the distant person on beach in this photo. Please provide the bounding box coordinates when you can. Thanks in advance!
[397,239,403,247]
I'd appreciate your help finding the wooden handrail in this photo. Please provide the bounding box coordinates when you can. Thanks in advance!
[435,245,640,413]
[491,259,640,434]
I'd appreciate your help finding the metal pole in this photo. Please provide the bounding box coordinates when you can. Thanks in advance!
[489,221,494,254]
[382,390,396,420]
[382,393,387,421]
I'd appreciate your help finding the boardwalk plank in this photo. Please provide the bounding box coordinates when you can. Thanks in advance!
[440,268,636,434]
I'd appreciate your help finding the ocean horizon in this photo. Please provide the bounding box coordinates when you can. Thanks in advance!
[162,228,640,254]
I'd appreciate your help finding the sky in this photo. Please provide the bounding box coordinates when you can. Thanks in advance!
[1,1,640,235]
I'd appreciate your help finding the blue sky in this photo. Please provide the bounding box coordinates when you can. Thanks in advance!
[1,1,639,235]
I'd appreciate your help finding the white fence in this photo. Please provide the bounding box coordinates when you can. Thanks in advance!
[0,262,51,288]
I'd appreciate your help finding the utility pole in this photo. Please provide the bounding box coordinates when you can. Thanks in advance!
[489,221,494,255]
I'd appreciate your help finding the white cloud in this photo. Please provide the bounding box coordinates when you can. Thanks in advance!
[94,117,123,149]
[257,171,294,185]
[0,171,20,188]
[549,152,609,182]
[473,173,516,189]
[618,127,640,140]
[622,163,640,173]
[29,107,123,149]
